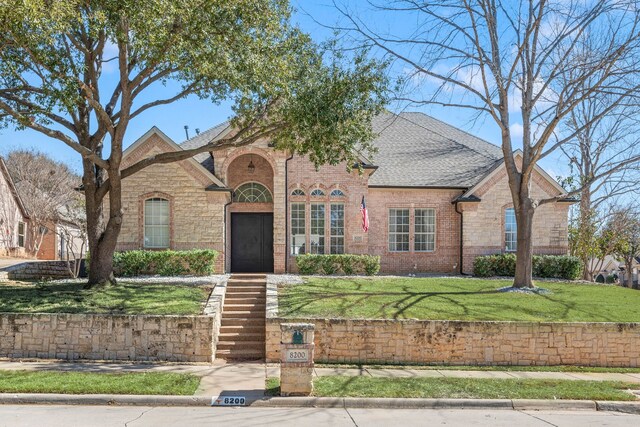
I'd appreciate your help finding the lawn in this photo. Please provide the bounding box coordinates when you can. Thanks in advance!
[266,377,638,401]
[278,277,640,322]
[0,281,210,315]
[0,370,199,395]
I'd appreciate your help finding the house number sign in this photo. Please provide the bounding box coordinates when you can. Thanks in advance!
[285,348,309,362]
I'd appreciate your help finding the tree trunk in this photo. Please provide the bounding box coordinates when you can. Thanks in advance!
[579,189,593,281]
[83,160,123,287]
[625,259,634,288]
[513,201,535,288]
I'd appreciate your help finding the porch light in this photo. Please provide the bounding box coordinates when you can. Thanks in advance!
[248,157,255,174]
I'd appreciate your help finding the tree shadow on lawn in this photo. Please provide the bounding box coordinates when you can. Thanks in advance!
[280,281,623,322]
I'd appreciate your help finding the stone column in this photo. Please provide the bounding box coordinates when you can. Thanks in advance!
[279,322,314,396]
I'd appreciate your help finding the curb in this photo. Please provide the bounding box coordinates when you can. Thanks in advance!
[1,394,639,414]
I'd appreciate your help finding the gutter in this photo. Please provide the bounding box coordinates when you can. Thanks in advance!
[454,201,465,275]
[218,188,233,273]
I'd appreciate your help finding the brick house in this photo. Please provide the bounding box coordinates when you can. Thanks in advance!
[117,111,572,274]
[0,157,29,256]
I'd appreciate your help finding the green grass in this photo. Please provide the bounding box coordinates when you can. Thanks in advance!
[0,370,200,395]
[267,377,638,401]
[279,277,640,322]
[0,281,210,315]
[317,364,640,373]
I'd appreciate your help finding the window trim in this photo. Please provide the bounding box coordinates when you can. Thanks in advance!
[290,202,306,256]
[139,192,173,250]
[17,221,25,248]
[234,182,273,203]
[309,202,326,254]
[504,207,517,252]
[330,203,345,254]
[388,208,410,252]
[310,188,325,197]
[330,189,346,198]
[143,197,171,249]
[414,208,436,252]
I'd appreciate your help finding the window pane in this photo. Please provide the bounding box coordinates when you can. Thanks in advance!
[415,208,435,252]
[388,208,410,252]
[330,203,345,254]
[505,208,517,252]
[144,198,169,248]
[291,203,306,255]
[310,189,325,197]
[234,182,272,203]
[310,203,325,254]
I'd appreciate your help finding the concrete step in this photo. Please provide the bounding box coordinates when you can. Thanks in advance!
[219,332,265,342]
[224,303,266,310]
[215,349,265,361]
[224,297,266,304]
[220,325,265,334]
[225,292,264,299]
[220,318,266,327]
[216,340,265,351]
[230,274,266,280]
[225,285,265,291]
[221,310,265,319]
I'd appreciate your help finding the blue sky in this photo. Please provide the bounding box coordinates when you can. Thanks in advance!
[0,1,564,177]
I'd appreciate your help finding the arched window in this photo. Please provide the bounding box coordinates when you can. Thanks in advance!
[330,189,345,197]
[291,189,305,196]
[310,188,325,197]
[144,198,169,248]
[234,182,273,203]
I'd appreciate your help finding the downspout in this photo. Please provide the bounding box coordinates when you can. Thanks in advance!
[455,201,465,275]
[223,192,233,273]
[284,152,294,273]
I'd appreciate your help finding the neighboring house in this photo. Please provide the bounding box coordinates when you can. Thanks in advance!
[0,157,29,256]
[116,111,572,274]
[37,219,86,261]
[588,255,621,282]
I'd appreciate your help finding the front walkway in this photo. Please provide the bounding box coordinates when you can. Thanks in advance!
[1,359,640,399]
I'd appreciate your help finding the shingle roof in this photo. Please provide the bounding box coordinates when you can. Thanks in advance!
[179,121,230,168]
[368,112,503,188]
[179,112,504,189]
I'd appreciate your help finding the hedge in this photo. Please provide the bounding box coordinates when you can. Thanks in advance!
[295,254,380,276]
[87,249,218,277]
[473,254,582,280]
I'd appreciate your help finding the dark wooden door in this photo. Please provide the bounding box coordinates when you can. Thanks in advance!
[231,213,274,273]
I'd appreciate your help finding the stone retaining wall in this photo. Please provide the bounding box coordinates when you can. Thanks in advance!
[3,260,79,280]
[266,283,640,366]
[0,280,226,363]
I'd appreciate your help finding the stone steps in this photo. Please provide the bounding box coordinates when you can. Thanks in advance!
[215,274,266,361]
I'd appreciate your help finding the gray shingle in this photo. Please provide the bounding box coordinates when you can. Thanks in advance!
[369,112,503,188]
[179,121,230,169]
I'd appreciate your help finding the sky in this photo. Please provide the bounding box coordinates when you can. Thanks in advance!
[0,1,565,178]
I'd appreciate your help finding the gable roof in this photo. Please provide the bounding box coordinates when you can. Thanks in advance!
[180,121,231,171]
[123,127,226,188]
[368,112,503,188]
[0,157,29,218]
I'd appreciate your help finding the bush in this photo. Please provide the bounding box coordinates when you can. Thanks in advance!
[110,249,218,276]
[473,254,582,280]
[295,254,380,276]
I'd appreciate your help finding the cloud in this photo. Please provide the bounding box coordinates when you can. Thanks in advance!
[510,122,524,138]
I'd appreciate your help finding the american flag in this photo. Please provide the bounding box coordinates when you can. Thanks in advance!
[360,196,369,232]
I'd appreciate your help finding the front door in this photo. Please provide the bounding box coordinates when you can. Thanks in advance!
[231,213,274,273]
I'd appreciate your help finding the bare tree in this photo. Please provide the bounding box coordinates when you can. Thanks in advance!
[55,200,88,278]
[337,0,640,287]
[5,150,80,257]
[608,206,640,288]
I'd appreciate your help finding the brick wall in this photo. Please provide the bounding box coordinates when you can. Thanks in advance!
[460,167,570,273]
[367,188,463,274]
[266,317,640,367]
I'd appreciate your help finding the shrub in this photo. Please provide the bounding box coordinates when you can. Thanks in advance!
[473,254,582,280]
[112,249,218,276]
[295,254,380,276]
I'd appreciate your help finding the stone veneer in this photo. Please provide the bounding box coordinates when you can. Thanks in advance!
[266,283,640,367]
[0,279,227,363]
[3,260,78,280]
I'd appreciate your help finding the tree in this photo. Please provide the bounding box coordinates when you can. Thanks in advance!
[4,149,80,256]
[55,199,87,278]
[0,1,387,285]
[609,207,640,289]
[561,96,640,279]
[337,0,640,287]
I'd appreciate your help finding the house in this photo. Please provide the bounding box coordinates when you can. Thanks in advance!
[0,157,29,256]
[116,111,572,274]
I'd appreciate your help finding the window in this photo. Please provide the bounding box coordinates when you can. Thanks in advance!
[415,208,436,252]
[291,189,305,196]
[144,198,169,248]
[330,204,345,254]
[17,221,25,248]
[310,203,325,254]
[310,188,325,197]
[290,203,306,255]
[330,189,345,198]
[388,208,410,252]
[505,208,517,252]
[234,182,272,203]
